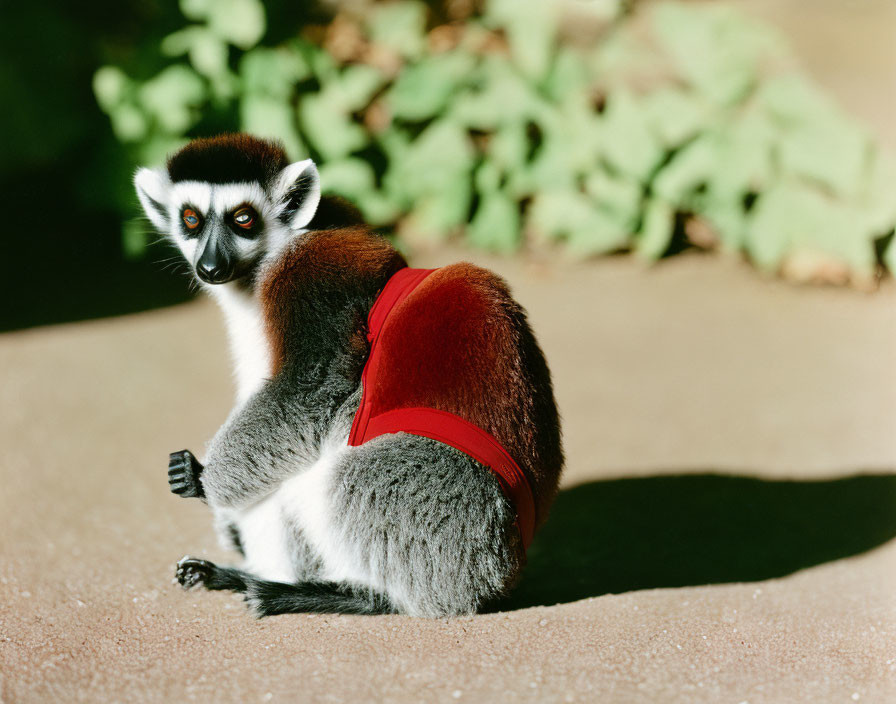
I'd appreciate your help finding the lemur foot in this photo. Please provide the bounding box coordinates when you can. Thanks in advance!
[175,556,213,589]
[174,556,249,592]
[168,449,205,499]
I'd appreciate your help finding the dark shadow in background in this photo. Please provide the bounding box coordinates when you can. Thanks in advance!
[499,472,896,610]
[0,0,336,333]
[1,233,195,332]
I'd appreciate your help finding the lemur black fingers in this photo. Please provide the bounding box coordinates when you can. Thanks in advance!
[175,556,212,589]
[174,556,250,593]
[168,449,205,499]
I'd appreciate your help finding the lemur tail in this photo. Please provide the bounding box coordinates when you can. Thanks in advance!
[246,579,395,617]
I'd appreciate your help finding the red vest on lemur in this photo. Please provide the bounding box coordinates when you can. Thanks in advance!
[262,230,562,553]
[348,267,536,549]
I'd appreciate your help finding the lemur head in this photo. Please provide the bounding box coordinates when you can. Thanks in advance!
[134,134,320,286]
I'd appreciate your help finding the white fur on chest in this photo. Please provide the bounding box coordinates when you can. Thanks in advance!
[208,284,271,405]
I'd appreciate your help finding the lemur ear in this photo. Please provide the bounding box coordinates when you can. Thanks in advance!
[274,159,321,230]
[134,167,172,231]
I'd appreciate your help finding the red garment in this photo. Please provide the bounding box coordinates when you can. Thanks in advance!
[348,267,536,549]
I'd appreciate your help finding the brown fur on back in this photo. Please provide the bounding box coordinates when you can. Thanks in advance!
[260,229,406,376]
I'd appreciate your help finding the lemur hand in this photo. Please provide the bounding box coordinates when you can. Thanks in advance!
[168,450,205,499]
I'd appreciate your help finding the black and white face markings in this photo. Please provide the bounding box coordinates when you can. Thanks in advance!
[168,181,271,285]
[134,158,321,287]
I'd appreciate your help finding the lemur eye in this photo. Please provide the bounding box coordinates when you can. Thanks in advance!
[234,207,256,228]
[182,208,200,229]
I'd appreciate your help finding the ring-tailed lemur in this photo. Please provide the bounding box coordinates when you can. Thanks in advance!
[135,133,563,617]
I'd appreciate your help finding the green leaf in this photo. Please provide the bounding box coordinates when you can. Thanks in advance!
[333,64,386,112]
[449,56,541,130]
[474,161,502,194]
[109,103,149,142]
[93,66,131,113]
[387,52,477,121]
[884,234,896,276]
[318,159,376,200]
[240,47,309,99]
[404,174,472,238]
[600,90,664,182]
[303,41,338,82]
[565,209,631,257]
[467,190,521,252]
[356,193,402,226]
[489,121,529,175]
[713,108,775,197]
[297,64,383,160]
[160,26,202,57]
[510,139,577,196]
[511,100,601,196]
[862,150,896,236]
[778,118,870,199]
[544,48,590,104]
[188,28,230,79]
[745,180,877,276]
[590,24,656,84]
[385,120,475,201]
[138,65,206,134]
[654,115,776,208]
[484,0,558,80]
[528,189,629,255]
[161,26,239,96]
[652,132,718,204]
[689,193,747,251]
[584,171,642,232]
[760,75,872,199]
[298,92,369,160]
[759,74,841,128]
[180,0,213,21]
[635,199,674,260]
[240,94,303,157]
[642,87,709,147]
[365,1,427,60]
[652,3,780,106]
[207,0,266,49]
[377,125,412,163]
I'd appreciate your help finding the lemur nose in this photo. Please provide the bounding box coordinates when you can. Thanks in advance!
[196,262,231,284]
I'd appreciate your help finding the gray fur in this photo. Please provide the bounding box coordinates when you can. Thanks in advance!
[201,368,359,510]
[198,348,522,616]
[328,434,522,616]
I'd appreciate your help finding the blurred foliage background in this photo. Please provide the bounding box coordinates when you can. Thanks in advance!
[2,0,895,331]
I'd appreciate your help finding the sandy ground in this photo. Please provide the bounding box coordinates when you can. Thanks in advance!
[1,249,895,703]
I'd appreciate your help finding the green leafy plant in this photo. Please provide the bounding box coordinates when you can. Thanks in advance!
[95,0,896,287]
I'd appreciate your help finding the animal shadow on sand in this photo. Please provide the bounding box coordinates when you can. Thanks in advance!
[497,472,896,610]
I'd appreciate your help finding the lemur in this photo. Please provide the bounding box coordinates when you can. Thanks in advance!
[135,133,563,617]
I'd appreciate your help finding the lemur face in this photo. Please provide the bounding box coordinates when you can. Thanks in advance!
[134,135,320,286]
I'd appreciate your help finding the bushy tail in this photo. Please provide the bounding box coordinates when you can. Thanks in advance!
[245,579,395,617]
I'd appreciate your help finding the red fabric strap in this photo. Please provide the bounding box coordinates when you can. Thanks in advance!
[348,267,437,446]
[348,267,536,550]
